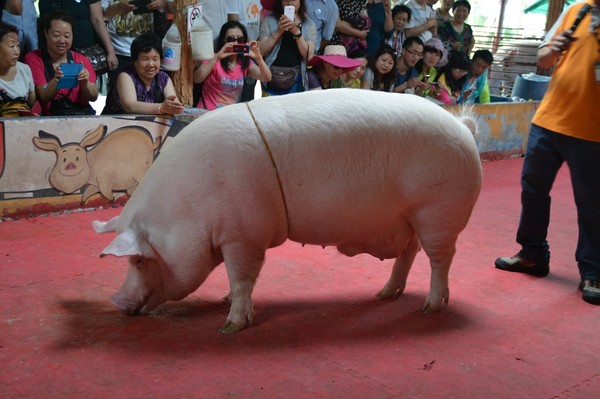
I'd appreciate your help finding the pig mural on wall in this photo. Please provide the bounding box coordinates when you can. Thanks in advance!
[33,124,161,203]
[94,90,483,334]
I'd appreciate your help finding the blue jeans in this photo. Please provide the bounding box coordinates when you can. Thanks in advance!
[517,124,600,280]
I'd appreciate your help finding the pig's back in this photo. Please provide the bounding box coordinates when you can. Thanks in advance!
[247,90,482,245]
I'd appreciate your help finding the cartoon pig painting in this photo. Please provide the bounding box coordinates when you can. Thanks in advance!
[33,125,161,202]
[94,90,482,333]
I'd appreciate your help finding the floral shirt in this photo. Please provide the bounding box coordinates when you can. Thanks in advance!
[438,20,475,57]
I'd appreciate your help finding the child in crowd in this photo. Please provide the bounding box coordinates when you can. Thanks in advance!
[385,5,411,55]
[361,44,396,92]
[195,21,271,110]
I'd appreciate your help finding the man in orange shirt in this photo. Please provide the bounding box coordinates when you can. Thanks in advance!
[495,0,600,305]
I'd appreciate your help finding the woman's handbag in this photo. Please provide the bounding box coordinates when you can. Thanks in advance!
[76,43,109,75]
[0,90,33,117]
[0,99,33,117]
[268,65,300,91]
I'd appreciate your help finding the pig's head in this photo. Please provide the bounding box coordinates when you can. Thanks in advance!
[100,229,168,315]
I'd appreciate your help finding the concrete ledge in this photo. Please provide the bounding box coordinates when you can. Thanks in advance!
[0,101,537,219]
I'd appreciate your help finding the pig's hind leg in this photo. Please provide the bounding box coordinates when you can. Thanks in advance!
[219,244,266,334]
[419,234,457,313]
[377,232,421,299]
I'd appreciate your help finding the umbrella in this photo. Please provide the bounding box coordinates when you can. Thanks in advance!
[523,0,577,14]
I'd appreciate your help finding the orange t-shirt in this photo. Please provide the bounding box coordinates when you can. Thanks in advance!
[532,0,600,142]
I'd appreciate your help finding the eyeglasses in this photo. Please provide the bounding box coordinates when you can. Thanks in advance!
[405,48,423,58]
[225,36,245,43]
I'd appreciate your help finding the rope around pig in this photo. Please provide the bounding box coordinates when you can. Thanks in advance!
[245,102,290,234]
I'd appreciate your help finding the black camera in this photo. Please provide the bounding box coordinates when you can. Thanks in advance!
[233,44,249,54]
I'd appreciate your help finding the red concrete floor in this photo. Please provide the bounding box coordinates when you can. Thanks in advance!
[1,158,599,398]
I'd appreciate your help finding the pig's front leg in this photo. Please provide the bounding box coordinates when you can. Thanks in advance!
[377,233,421,299]
[219,245,266,334]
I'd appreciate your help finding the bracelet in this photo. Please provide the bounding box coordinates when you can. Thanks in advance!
[157,103,162,114]
[293,31,302,40]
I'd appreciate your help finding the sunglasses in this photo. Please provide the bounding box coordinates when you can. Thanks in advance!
[225,36,245,43]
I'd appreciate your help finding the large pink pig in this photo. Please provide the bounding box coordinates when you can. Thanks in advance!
[94,89,482,333]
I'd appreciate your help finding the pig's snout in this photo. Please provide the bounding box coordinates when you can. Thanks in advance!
[110,290,166,316]
[110,292,145,315]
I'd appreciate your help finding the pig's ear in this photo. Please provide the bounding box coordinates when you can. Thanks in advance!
[99,229,149,258]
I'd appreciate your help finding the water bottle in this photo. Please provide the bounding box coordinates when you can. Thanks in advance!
[190,17,214,61]
[162,23,182,71]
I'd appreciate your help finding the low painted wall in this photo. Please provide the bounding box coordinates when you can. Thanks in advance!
[0,101,537,219]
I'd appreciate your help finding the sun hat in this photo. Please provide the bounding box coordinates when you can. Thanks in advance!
[423,37,448,67]
[308,45,364,70]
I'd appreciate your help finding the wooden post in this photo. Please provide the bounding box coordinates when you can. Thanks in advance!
[492,0,508,54]
[168,0,198,106]
[545,0,566,31]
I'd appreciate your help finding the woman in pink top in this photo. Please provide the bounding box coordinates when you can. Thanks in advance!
[24,11,98,115]
[194,21,271,110]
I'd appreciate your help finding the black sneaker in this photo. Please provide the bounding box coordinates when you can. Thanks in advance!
[494,254,549,277]
[579,280,600,305]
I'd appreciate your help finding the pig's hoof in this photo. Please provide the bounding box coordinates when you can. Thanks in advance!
[420,296,449,313]
[219,320,245,334]
[376,285,404,299]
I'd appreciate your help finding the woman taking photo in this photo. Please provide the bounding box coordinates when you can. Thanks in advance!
[102,32,183,115]
[258,0,316,95]
[195,21,271,110]
[0,22,36,117]
[24,11,98,116]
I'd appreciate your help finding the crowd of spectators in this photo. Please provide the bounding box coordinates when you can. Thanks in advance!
[0,0,495,118]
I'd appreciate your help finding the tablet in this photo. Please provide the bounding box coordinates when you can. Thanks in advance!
[56,63,83,89]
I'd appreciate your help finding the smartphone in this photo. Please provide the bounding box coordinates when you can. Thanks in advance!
[284,5,295,21]
[233,43,249,54]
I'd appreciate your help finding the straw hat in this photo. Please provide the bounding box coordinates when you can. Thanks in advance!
[308,45,364,70]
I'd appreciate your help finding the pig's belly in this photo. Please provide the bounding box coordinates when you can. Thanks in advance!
[284,189,417,259]
[300,217,414,259]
